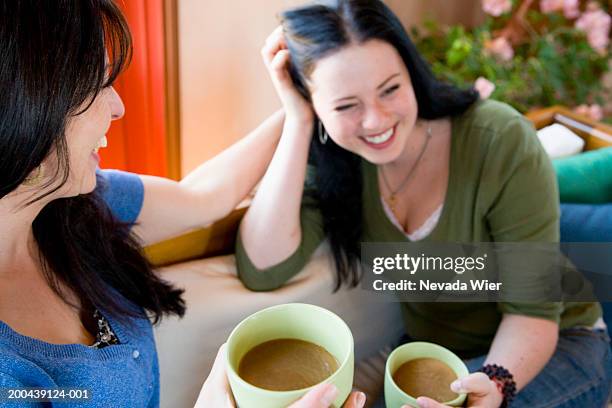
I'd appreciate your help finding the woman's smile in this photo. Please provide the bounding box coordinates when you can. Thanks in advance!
[360,123,398,150]
[90,135,108,165]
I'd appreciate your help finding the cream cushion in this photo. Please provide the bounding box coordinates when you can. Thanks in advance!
[537,123,585,159]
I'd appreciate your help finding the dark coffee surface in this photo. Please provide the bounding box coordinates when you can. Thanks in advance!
[238,339,339,391]
[392,358,458,402]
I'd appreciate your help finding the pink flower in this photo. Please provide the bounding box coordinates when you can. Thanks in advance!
[575,7,611,53]
[588,104,604,121]
[574,104,604,121]
[541,0,581,18]
[563,0,580,19]
[540,0,564,13]
[482,0,513,16]
[574,104,590,117]
[474,77,496,99]
[485,37,515,61]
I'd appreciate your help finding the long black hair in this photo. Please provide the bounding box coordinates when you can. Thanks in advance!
[0,0,185,325]
[281,0,479,290]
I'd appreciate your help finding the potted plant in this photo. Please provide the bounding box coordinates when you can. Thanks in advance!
[412,0,611,123]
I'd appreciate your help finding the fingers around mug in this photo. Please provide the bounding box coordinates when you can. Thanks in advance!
[225,390,236,408]
[288,383,338,408]
[208,343,228,383]
[450,372,493,396]
[194,344,234,408]
[414,396,449,408]
[343,391,366,408]
[214,344,237,407]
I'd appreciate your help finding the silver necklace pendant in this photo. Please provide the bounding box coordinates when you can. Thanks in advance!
[380,124,433,212]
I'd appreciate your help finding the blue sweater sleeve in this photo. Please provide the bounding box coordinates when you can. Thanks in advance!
[96,170,145,225]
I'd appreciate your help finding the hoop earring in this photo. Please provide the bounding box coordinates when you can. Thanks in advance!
[23,166,44,187]
[318,121,328,145]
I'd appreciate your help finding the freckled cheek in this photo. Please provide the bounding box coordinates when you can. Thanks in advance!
[394,94,417,118]
[326,119,361,147]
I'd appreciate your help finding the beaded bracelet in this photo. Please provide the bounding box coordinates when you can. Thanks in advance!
[478,364,517,407]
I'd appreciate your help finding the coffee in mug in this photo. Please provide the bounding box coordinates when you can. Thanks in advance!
[226,303,354,408]
[384,342,468,407]
[238,338,339,391]
[392,357,458,402]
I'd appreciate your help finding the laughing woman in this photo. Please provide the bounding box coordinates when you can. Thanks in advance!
[0,1,366,407]
[236,0,612,407]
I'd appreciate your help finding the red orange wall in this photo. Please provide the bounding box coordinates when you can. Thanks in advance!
[100,0,168,177]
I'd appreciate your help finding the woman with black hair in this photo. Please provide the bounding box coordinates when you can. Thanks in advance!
[237,1,612,407]
[0,1,367,407]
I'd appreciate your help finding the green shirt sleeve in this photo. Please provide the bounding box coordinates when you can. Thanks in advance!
[236,190,326,291]
[482,116,563,322]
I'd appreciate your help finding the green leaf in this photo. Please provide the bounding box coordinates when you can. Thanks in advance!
[411,8,610,112]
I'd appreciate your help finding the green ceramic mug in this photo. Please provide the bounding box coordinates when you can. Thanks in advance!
[385,342,469,408]
[226,303,354,408]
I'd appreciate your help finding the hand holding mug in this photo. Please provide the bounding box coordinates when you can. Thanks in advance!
[413,372,504,408]
[195,344,366,408]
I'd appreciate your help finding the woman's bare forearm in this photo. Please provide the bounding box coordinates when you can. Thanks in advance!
[484,314,558,390]
[179,110,285,221]
[239,118,314,269]
[132,111,284,246]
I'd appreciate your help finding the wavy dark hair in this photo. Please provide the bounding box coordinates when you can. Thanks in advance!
[281,0,479,290]
[0,0,185,325]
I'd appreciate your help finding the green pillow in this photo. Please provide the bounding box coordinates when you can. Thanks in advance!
[553,147,612,204]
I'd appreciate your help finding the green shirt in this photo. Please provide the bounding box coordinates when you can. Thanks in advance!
[236,99,601,357]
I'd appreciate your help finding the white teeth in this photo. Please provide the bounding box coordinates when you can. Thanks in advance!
[93,136,108,153]
[364,127,394,144]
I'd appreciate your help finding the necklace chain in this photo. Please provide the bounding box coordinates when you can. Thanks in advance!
[380,124,432,213]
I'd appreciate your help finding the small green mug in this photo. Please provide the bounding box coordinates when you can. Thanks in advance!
[385,342,469,408]
[226,303,354,408]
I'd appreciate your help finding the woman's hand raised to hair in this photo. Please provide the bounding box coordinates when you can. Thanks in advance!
[194,344,367,408]
[261,26,314,124]
[240,26,316,271]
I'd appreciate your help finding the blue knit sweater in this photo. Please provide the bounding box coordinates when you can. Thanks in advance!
[0,170,158,407]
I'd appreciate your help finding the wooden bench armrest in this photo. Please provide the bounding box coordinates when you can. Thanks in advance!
[525,106,612,150]
[144,207,247,267]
